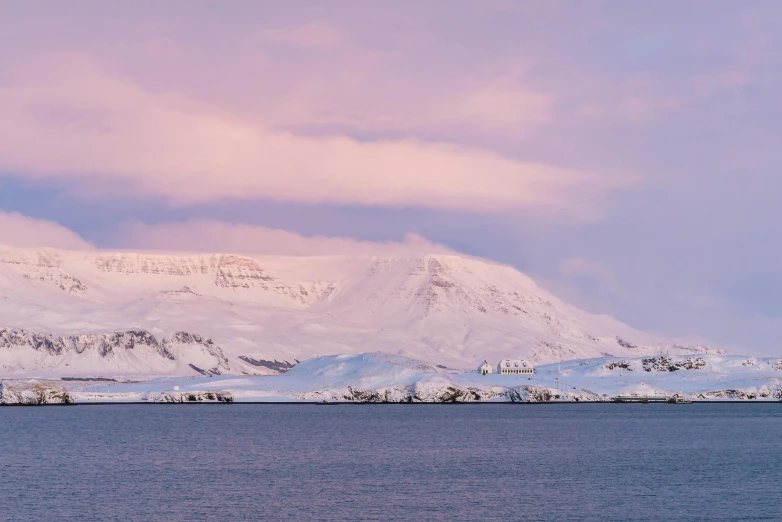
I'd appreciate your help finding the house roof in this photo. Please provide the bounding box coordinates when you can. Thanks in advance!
[498,358,533,368]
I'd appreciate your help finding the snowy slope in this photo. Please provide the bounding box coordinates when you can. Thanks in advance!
[0,244,723,378]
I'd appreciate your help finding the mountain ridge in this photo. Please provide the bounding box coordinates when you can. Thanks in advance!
[0,244,724,378]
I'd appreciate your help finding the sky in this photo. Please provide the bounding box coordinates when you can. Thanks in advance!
[1,1,781,354]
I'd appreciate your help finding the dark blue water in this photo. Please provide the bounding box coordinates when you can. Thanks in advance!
[1,404,781,521]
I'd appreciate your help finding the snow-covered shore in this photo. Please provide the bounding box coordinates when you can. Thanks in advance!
[4,352,779,405]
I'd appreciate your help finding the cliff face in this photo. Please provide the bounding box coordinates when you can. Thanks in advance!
[0,328,168,358]
[0,328,237,378]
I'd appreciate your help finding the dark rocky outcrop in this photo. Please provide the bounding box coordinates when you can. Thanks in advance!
[603,360,633,371]
[156,391,234,403]
[642,355,707,372]
[0,380,74,405]
[0,328,230,374]
[616,337,640,350]
[300,381,585,404]
[165,332,230,370]
[188,364,222,376]
[303,383,492,403]
[238,356,296,373]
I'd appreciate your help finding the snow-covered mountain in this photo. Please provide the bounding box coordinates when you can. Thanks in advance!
[0,244,722,378]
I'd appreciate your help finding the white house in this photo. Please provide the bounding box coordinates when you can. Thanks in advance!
[497,359,534,375]
[477,360,493,375]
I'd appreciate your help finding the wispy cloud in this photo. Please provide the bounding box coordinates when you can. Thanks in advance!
[0,56,624,217]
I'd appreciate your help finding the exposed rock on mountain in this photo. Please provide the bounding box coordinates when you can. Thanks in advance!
[238,356,297,373]
[0,327,236,377]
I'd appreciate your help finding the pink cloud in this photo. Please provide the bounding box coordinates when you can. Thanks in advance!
[121,220,454,256]
[0,211,94,250]
[0,56,625,217]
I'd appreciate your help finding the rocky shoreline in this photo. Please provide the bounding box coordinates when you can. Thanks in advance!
[0,380,74,405]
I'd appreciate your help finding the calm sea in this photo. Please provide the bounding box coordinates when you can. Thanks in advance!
[1,404,781,521]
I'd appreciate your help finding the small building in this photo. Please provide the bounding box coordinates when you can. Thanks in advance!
[497,359,534,375]
[477,360,493,375]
